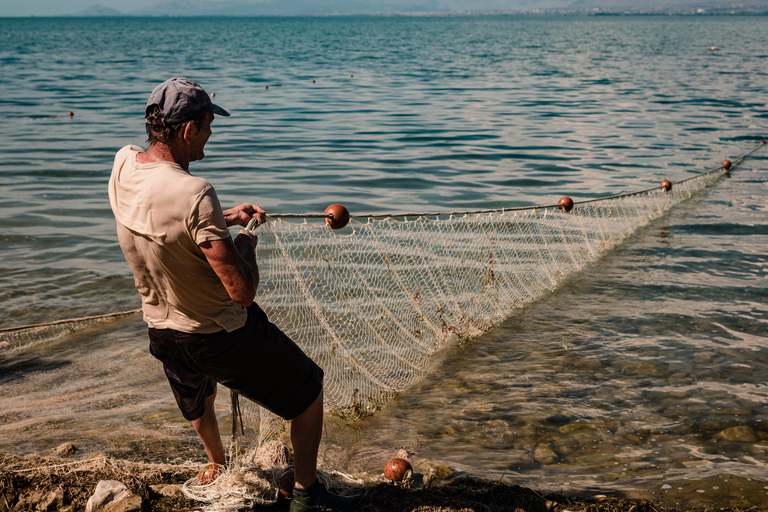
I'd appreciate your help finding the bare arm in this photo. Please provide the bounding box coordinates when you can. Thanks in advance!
[199,231,259,306]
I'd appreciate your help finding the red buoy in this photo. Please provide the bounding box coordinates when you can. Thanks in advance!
[558,197,574,212]
[661,180,672,192]
[722,159,732,170]
[384,458,412,482]
[265,85,269,90]
[325,204,350,230]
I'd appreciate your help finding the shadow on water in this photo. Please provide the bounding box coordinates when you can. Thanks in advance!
[0,354,73,384]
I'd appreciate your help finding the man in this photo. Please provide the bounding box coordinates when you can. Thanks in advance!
[108,78,358,512]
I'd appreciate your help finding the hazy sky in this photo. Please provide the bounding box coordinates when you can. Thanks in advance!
[1,0,541,17]
[4,0,168,16]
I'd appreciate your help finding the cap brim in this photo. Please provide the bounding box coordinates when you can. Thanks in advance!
[211,103,231,117]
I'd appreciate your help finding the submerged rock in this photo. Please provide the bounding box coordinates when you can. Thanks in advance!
[715,425,758,443]
[533,444,558,465]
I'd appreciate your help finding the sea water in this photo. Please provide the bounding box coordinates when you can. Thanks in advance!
[0,15,767,508]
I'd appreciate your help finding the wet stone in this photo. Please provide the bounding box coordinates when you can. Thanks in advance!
[533,444,558,465]
[694,416,739,433]
[413,459,454,482]
[550,436,581,456]
[715,425,758,443]
[667,372,691,384]
[693,352,715,364]
[54,442,78,456]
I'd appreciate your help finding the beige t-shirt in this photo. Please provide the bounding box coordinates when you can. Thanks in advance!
[108,145,247,333]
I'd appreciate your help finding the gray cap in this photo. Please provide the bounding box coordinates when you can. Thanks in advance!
[145,78,230,126]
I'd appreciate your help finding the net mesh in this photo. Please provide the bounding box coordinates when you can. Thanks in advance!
[3,145,763,510]
[222,157,747,503]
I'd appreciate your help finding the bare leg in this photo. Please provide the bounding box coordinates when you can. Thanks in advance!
[291,388,324,488]
[191,385,226,466]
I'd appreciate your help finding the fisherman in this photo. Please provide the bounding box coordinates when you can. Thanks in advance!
[108,77,358,512]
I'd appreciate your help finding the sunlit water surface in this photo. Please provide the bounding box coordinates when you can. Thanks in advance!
[1,15,767,508]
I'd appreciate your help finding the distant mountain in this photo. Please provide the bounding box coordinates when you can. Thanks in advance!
[74,4,125,15]
[73,0,768,16]
[130,0,444,16]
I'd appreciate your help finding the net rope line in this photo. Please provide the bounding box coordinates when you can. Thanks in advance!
[226,145,765,474]
[1,142,761,343]
[4,142,765,511]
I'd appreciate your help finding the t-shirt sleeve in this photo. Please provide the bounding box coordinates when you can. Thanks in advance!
[190,187,231,245]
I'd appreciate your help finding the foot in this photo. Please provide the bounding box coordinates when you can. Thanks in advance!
[197,463,225,485]
[289,481,360,512]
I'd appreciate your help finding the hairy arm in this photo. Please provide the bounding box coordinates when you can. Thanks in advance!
[223,203,266,227]
[199,232,259,306]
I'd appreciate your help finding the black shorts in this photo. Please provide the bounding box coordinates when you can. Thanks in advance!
[148,303,323,422]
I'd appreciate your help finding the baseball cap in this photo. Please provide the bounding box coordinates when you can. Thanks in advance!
[145,78,230,126]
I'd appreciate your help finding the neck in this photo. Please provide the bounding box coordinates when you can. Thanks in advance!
[145,143,190,171]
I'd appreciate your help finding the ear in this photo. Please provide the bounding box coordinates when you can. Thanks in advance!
[181,120,197,141]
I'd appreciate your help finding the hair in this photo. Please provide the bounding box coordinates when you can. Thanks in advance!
[145,105,208,147]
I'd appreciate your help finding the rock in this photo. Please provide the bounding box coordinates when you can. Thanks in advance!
[533,444,558,465]
[715,426,758,443]
[37,487,65,511]
[54,442,78,456]
[413,459,453,482]
[86,480,142,512]
[150,484,182,497]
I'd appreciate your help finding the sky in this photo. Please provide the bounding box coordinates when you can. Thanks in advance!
[3,0,145,16]
[2,0,765,17]
[1,0,555,17]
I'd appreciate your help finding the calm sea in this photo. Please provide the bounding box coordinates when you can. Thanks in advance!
[1,15,767,508]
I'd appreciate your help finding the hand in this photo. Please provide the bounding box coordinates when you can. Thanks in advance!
[224,203,267,228]
[235,230,258,250]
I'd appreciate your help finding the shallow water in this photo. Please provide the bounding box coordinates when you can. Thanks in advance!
[1,15,767,507]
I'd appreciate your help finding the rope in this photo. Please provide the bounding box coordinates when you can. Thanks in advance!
[0,309,141,335]
[263,141,766,220]
[2,141,763,338]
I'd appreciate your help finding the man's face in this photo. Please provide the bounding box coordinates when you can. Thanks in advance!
[189,112,214,162]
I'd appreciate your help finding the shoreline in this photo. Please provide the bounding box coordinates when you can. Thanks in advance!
[2,452,765,512]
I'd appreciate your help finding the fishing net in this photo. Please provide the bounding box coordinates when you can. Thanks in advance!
[214,148,762,509]
[2,144,764,511]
